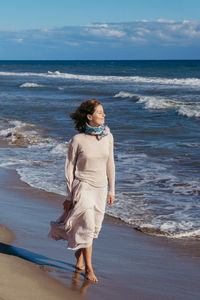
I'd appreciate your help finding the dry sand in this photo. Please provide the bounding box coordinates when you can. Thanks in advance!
[0,224,85,300]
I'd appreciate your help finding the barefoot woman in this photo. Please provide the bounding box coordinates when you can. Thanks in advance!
[49,99,115,282]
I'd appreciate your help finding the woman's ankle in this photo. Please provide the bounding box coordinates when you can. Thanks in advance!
[86,266,94,273]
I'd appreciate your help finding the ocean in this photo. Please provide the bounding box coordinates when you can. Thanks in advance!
[0,60,200,239]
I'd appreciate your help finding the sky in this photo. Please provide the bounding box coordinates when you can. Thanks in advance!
[0,0,200,59]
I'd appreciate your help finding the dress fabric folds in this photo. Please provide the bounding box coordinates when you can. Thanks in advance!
[48,179,107,250]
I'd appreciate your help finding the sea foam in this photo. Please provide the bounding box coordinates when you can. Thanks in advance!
[0,119,55,147]
[137,96,178,110]
[178,105,200,118]
[134,221,200,239]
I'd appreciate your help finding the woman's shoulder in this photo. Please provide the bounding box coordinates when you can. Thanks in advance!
[104,126,113,139]
[71,133,85,143]
[108,131,114,141]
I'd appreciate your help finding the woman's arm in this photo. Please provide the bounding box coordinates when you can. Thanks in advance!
[65,137,78,201]
[106,133,115,198]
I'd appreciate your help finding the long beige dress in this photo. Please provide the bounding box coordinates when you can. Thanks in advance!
[49,132,115,250]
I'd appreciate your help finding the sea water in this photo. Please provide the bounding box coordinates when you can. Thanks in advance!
[0,60,200,238]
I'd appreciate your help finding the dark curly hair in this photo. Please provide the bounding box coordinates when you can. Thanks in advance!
[70,99,102,133]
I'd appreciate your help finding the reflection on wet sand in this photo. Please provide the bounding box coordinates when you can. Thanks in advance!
[71,269,92,296]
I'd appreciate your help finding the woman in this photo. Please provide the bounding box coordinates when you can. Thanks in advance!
[49,99,115,282]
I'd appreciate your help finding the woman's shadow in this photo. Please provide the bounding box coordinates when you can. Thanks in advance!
[0,242,91,295]
[0,241,73,271]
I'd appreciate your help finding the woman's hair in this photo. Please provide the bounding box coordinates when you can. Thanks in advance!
[70,99,102,133]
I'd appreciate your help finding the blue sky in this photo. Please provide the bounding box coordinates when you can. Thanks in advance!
[0,0,200,59]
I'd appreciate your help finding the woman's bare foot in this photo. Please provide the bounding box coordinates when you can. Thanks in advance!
[85,268,98,283]
[75,249,85,271]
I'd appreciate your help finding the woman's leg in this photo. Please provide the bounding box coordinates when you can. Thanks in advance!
[83,244,98,282]
[75,248,85,270]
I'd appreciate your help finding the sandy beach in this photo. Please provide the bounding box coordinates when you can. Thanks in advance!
[1,166,200,300]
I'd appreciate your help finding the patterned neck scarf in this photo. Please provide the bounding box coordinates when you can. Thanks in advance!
[85,123,110,140]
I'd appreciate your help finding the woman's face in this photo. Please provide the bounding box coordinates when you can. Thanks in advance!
[87,104,106,127]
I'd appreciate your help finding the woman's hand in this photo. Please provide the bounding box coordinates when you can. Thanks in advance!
[63,199,72,211]
[107,194,115,206]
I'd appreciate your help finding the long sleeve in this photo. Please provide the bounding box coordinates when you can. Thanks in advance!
[106,133,115,195]
[65,137,79,201]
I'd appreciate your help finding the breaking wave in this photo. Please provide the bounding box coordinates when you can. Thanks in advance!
[114,91,140,99]
[20,82,45,88]
[178,106,200,118]
[137,96,200,118]
[1,70,200,86]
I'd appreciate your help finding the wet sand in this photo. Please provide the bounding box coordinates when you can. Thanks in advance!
[1,167,200,300]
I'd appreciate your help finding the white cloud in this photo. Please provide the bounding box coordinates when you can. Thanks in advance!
[131,36,146,43]
[157,19,175,23]
[2,20,200,46]
[88,28,125,38]
[1,20,200,58]
[183,27,200,38]
[183,20,192,24]
[169,24,182,31]
[86,23,108,28]
[106,29,125,37]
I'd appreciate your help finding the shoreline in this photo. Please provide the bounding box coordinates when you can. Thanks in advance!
[1,167,200,299]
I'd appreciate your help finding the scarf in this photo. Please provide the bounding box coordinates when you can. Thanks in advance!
[85,123,110,140]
